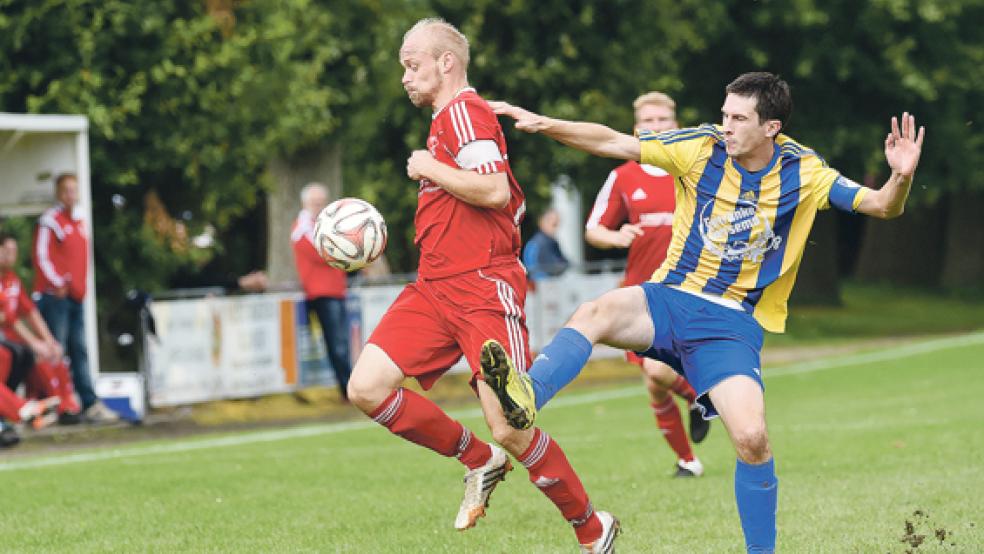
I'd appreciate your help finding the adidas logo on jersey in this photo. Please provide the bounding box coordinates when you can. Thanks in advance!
[631,188,648,201]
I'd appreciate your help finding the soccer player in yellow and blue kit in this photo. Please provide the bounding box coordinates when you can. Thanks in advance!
[481,72,925,553]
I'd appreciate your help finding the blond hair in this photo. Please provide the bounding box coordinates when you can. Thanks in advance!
[403,17,470,71]
[633,91,676,112]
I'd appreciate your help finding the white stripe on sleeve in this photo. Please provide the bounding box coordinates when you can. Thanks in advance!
[35,226,66,287]
[586,170,618,229]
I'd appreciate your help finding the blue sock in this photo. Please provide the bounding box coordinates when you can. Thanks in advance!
[528,327,593,409]
[734,458,778,553]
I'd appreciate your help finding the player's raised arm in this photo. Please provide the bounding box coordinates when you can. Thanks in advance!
[490,101,641,161]
[855,112,926,219]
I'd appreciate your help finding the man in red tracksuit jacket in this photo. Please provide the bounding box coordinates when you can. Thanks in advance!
[33,173,118,424]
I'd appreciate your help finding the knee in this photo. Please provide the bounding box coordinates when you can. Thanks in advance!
[346,373,386,415]
[645,375,668,398]
[731,426,772,464]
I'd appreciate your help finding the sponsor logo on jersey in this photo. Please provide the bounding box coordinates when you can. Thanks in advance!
[631,188,648,201]
[698,198,782,263]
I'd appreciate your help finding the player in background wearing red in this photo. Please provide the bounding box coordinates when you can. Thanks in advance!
[0,232,77,430]
[291,182,352,400]
[585,92,710,478]
[345,18,619,553]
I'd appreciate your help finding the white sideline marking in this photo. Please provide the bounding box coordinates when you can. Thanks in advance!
[2,331,981,473]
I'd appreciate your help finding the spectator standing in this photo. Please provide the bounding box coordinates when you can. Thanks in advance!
[32,173,118,423]
[291,183,352,399]
[522,208,569,282]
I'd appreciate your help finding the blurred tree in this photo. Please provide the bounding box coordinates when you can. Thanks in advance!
[2,0,981,306]
[0,0,377,295]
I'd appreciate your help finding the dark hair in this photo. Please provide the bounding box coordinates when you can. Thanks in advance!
[0,231,15,245]
[55,172,77,190]
[725,72,792,132]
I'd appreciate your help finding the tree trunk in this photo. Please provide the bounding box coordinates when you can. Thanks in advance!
[789,209,841,306]
[265,143,343,285]
[854,201,946,287]
[940,190,984,290]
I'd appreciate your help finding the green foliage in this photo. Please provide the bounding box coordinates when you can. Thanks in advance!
[2,0,982,280]
[0,0,378,293]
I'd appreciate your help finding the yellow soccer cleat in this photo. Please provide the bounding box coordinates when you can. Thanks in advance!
[480,339,537,430]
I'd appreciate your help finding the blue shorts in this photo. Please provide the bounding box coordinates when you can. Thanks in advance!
[635,283,764,419]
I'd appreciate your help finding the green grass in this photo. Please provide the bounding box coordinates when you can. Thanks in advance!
[773,282,984,346]
[2,333,983,552]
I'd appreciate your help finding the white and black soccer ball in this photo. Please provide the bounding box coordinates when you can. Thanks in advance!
[312,198,388,271]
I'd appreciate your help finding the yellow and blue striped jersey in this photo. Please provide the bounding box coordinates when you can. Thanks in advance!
[639,124,868,333]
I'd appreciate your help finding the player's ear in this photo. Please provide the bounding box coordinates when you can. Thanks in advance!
[765,119,781,139]
[439,51,455,73]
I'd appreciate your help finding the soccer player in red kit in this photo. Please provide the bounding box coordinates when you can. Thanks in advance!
[0,232,75,429]
[585,92,709,478]
[345,18,619,553]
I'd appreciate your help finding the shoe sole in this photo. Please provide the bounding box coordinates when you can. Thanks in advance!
[457,459,513,531]
[604,515,622,553]
[481,341,534,430]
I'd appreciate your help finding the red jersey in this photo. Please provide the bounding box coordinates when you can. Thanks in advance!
[33,206,89,302]
[291,210,347,299]
[0,269,34,344]
[586,161,675,286]
[415,88,526,279]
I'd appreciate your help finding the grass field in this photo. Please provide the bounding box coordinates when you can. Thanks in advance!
[2,332,983,552]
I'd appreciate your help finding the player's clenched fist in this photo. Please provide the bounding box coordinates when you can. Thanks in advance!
[406,149,436,180]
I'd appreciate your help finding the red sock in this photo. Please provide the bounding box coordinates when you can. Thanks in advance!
[31,360,80,414]
[652,397,695,462]
[670,375,697,404]
[369,388,491,470]
[0,385,26,421]
[519,428,602,545]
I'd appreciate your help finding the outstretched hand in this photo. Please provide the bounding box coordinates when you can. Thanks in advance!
[885,112,925,177]
[488,101,550,133]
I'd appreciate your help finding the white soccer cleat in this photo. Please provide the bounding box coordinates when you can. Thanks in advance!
[674,457,705,478]
[454,444,512,530]
[19,397,60,430]
[580,511,621,553]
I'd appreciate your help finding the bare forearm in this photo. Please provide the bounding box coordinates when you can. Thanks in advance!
[858,172,913,219]
[13,319,44,349]
[585,226,621,249]
[539,117,640,161]
[424,165,509,208]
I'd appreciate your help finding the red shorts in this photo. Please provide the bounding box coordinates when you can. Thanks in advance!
[368,262,531,390]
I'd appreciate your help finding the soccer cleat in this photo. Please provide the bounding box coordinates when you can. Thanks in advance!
[19,397,61,430]
[674,458,705,478]
[688,403,711,444]
[455,445,513,530]
[58,411,83,426]
[0,420,20,448]
[580,511,621,553]
[480,339,537,430]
